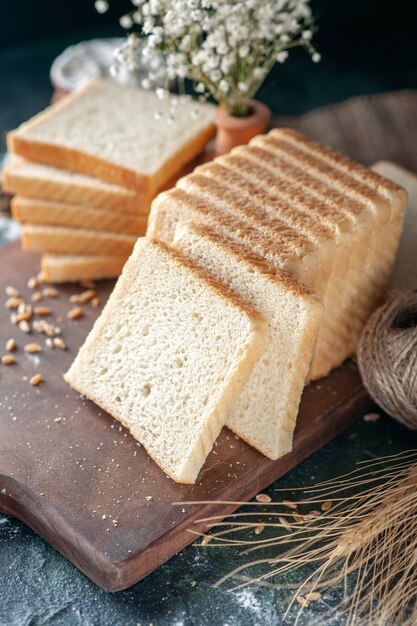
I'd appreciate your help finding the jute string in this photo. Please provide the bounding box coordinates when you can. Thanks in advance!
[357,290,417,429]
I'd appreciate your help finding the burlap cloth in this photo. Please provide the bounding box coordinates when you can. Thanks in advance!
[274,89,417,172]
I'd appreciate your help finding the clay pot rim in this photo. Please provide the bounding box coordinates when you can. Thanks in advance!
[214,100,272,130]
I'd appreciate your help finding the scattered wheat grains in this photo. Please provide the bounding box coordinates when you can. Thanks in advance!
[293,513,304,523]
[24,342,42,354]
[254,522,265,535]
[279,516,292,531]
[18,320,30,333]
[5,286,20,297]
[306,592,321,602]
[297,595,309,608]
[363,412,381,423]
[5,296,23,310]
[256,493,271,503]
[321,500,333,512]
[53,417,62,423]
[91,296,101,308]
[27,277,39,289]
[282,499,298,510]
[201,535,212,545]
[29,374,43,386]
[53,337,67,350]
[67,306,83,320]
[42,287,58,298]
[34,306,52,316]
[145,495,153,501]
[1,354,16,365]
[31,291,43,302]
[6,339,16,352]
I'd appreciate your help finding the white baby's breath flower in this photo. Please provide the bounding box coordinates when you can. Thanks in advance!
[276,50,289,63]
[94,0,109,14]
[312,52,321,63]
[120,14,133,29]
[141,77,152,89]
[109,0,318,116]
[155,87,166,99]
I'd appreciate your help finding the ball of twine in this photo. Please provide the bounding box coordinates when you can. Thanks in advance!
[357,290,417,429]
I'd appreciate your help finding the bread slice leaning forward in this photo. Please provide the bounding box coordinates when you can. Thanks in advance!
[64,238,268,483]
[174,221,322,460]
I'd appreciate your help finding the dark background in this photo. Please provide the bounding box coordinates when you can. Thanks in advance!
[0,0,417,146]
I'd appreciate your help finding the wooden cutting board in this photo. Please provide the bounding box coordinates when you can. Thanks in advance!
[0,243,373,591]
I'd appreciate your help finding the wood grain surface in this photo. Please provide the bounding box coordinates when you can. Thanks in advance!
[0,243,373,590]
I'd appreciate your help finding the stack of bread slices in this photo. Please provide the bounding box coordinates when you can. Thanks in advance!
[4,79,215,282]
[65,128,407,484]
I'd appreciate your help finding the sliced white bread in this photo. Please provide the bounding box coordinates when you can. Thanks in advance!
[41,254,128,283]
[218,148,359,376]
[174,220,322,459]
[12,196,147,236]
[21,224,137,256]
[255,130,406,353]
[65,238,268,483]
[3,159,149,214]
[8,79,216,193]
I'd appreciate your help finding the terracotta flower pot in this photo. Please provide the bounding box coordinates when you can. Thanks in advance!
[213,100,272,156]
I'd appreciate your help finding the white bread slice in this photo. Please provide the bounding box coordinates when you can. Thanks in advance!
[12,196,147,236]
[3,159,149,214]
[174,220,322,458]
[64,238,268,483]
[8,79,216,193]
[254,130,406,353]
[21,224,136,256]
[41,254,128,283]
[372,161,417,292]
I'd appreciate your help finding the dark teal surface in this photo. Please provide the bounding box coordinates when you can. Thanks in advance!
[1,3,417,623]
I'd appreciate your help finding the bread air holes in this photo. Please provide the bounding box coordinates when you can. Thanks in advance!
[141,325,150,337]
[142,383,152,397]
[192,311,203,323]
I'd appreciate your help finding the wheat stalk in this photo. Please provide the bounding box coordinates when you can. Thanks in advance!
[181,450,417,625]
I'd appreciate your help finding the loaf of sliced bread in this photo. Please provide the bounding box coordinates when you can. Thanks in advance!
[253,130,406,355]
[12,196,147,236]
[22,224,137,256]
[65,238,268,483]
[3,159,148,214]
[41,254,128,283]
[174,221,322,458]
[8,79,216,193]
[216,147,360,376]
